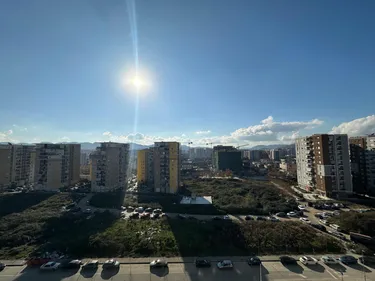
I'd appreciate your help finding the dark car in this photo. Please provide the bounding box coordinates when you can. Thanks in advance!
[195,259,211,267]
[339,255,357,265]
[150,259,168,268]
[256,216,266,221]
[0,262,5,271]
[311,223,326,232]
[359,256,375,265]
[245,215,253,221]
[102,259,120,269]
[212,216,222,220]
[59,259,82,269]
[247,256,261,265]
[280,256,297,264]
[276,212,286,217]
[178,214,187,219]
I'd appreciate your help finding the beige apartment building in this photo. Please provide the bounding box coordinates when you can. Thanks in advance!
[137,148,154,184]
[34,143,81,191]
[0,143,36,190]
[296,134,352,198]
[153,142,180,193]
[90,142,129,192]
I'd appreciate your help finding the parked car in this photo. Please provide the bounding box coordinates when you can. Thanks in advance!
[321,256,338,265]
[0,262,5,271]
[40,262,60,271]
[276,212,286,217]
[359,256,375,265]
[145,208,153,213]
[153,209,162,214]
[140,213,150,219]
[59,259,82,269]
[299,217,311,224]
[103,259,120,269]
[311,223,326,232]
[319,219,328,225]
[247,256,261,265]
[328,230,345,239]
[82,260,99,269]
[212,216,222,220]
[269,216,280,222]
[150,213,160,219]
[330,224,341,231]
[256,216,266,221]
[339,255,358,265]
[280,256,297,264]
[298,205,306,211]
[150,259,168,268]
[245,215,253,220]
[178,214,187,219]
[83,208,92,214]
[223,215,230,220]
[217,260,233,269]
[299,256,318,265]
[195,259,211,267]
[129,212,139,219]
[287,212,298,217]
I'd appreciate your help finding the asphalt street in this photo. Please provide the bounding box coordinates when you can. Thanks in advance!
[0,261,374,281]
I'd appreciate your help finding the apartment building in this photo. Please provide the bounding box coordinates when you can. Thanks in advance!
[350,134,375,194]
[279,159,297,176]
[270,149,280,161]
[0,143,36,189]
[136,148,154,184]
[212,145,242,172]
[34,143,81,191]
[153,142,180,193]
[189,147,212,160]
[296,134,352,198]
[0,144,12,190]
[367,134,375,193]
[90,142,129,192]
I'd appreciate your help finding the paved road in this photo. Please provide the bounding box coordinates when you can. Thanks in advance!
[0,261,374,281]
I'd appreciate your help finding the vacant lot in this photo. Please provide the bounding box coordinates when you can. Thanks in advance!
[328,211,375,236]
[90,178,298,215]
[0,192,344,259]
[182,178,298,215]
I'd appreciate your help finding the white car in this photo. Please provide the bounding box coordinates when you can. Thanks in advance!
[299,217,310,224]
[300,256,317,265]
[223,215,230,220]
[40,261,60,271]
[287,212,297,217]
[319,219,328,225]
[321,256,338,265]
[298,205,306,211]
[217,260,233,269]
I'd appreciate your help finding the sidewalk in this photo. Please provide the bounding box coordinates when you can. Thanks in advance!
[2,254,358,267]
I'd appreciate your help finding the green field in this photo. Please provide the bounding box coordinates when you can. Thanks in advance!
[0,192,345,259]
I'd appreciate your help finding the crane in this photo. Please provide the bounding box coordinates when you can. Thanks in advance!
[236,144,250,149]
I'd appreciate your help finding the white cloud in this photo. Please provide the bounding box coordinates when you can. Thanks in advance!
[330,115,375,136]
[59,136,70,142]
[102,131,112,137]
[195,130,211,135]
[0,129,16,142]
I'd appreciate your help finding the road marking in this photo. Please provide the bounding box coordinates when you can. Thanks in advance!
[299,274,307,279]
[326,269,338,279]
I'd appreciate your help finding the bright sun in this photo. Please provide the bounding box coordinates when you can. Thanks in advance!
[131,76,144,89]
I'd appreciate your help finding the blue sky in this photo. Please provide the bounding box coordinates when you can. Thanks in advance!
[0,0,374,146]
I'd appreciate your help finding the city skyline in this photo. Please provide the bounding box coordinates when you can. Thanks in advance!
[1,1,375,147]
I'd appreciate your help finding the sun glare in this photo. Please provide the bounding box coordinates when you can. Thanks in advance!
[131,76,144,89]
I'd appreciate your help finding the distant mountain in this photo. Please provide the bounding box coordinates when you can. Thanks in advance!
[250,143,295,150]
[79,142,150,151]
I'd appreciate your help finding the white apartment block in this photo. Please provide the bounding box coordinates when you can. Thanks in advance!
[296,137,314,190]
[189,147,212,159]
[0,143,36,189]
[90,142,129,192]
[34,143,81,191]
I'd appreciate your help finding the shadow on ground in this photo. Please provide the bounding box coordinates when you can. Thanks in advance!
[100,267,120,280]
[346,263,372,273]
[282,263,304,274]
[150,266,169,277]
[14,267,77,281]
[305,263,325,272]
[80,268,98,278]
[327,263,347,273]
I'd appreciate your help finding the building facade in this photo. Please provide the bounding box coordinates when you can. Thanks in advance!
[90,142,129,192]
[349,136,368,194]
[0,143,36,189]
[153,142,180,193]
[136,148,154,184]
[189,147,212,160]
[270,149,280,161]
[367,134,375,193]
[212,145,242,172]
[296,134,352,198]
[34,143,81,191]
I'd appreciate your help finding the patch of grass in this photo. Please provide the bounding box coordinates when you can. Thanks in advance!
[328,211,375,236]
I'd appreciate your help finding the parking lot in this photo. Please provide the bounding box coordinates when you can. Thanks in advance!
[0,260,373,281]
